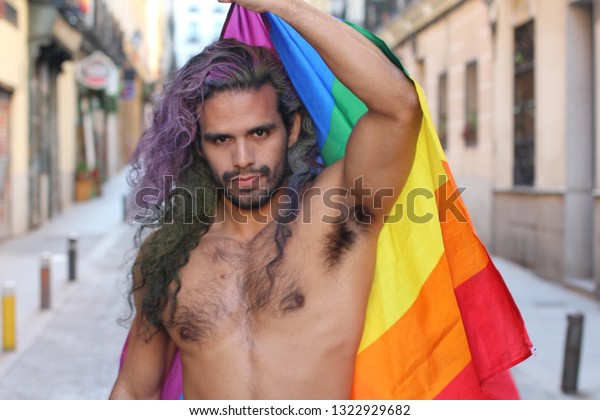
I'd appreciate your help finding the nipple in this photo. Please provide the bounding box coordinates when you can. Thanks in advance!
[281,290,306,313]
[179,327,193,341]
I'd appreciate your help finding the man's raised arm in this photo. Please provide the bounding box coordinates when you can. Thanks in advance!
[219,0,422,221]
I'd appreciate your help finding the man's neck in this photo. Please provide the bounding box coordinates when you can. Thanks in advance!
[213,191,285,242]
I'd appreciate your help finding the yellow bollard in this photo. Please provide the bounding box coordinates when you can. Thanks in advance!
[2,281,16,352]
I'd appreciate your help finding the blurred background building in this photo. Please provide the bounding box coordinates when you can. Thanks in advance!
[0,0,173,238]
[172,0,228,68]
[1,0,598,300]
[308,0,367,24]
[362,0,599,299]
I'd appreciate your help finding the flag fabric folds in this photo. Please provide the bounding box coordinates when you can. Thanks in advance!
[218,4,533,400]
[151,4,533,400]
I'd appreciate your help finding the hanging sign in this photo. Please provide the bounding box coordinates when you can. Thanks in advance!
[77,51,116,90]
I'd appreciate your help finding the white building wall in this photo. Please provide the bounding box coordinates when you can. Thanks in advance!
[0,0,29,236]
[173,0,229,69]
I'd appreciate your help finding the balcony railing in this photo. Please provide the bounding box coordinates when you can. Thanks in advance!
[365,0,418,31]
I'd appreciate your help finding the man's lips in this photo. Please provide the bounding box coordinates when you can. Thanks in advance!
[232,175,260,189]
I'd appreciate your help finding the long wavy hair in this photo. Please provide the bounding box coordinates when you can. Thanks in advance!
[128,39,320,334]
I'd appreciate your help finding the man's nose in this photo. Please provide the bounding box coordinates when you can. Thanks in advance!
[233,139,255,169]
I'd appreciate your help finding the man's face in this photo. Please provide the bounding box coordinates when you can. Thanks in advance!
[199,84,299,210]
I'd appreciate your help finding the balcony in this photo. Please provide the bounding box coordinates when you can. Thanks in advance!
[370,0,465,47]
[365,0,418,31]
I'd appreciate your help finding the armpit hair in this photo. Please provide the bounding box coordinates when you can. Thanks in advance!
[323,205,372,269]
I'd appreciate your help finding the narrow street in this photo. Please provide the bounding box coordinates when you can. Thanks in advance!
[0,171,599,400]
[0,172,132,399]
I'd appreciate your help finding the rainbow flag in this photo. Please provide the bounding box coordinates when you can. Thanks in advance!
[152,4,533,400]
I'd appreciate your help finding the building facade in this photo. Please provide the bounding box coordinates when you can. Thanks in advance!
[0,0,28,239]
[172,0,229,69]
[0,0,172,240]
[373,0,599,298]
[306,0,366,24]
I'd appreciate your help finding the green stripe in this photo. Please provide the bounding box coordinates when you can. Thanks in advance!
[322,78,368,164]
[321,21,410,165]
[344,21,411,78]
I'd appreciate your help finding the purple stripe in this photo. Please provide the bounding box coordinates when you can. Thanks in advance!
[220,4,274,49]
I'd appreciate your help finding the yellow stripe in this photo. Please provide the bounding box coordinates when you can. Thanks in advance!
[358,85,451,351]
[414,82,448,170]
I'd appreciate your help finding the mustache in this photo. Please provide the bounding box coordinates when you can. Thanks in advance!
[223,165,271,183]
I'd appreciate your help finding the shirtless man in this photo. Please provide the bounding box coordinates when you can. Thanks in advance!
[110,0,421,399]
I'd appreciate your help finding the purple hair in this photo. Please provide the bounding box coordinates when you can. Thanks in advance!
[127,39,319,332]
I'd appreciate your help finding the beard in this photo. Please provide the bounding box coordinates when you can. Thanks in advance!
[210,156,290,210]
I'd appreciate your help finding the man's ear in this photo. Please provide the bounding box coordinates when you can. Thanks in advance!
[287,112,302,148]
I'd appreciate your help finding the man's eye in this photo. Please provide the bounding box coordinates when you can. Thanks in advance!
[214,136,229,144]
[254,129,267,138]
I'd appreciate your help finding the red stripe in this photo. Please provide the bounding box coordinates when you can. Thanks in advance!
[454,260,533,382]
[434,362,520,399]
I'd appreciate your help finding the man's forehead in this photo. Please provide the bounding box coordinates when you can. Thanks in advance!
[201,84,278,112]
[200,85,282,132]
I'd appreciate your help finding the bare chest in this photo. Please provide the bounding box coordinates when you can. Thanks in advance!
[167,228,308,344]
[166,212,376,348]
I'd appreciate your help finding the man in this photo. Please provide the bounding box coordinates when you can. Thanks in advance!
[111,0,421,400]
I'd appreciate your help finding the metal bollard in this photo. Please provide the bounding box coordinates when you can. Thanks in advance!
[68,233,78,282]
[40,252,51,310]
[561,312,585,394]
[2,282,16,351]
[122,195,128,222]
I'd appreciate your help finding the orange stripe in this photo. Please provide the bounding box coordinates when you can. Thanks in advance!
[437,161,489,288]
[352,253,471,399]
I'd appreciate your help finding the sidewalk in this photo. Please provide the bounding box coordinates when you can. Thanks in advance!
[497,258,600,400]
[0,170,133,398]
[0,171,599,399]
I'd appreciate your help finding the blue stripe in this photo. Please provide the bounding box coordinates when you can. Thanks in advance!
[265,13,335,149]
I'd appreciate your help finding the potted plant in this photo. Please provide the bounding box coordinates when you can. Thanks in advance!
[75,161,94,201]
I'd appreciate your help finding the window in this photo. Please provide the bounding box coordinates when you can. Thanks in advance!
[0,0,18,27]
[464,61,478,146]
[188,21,199,43]
[438,72,448,149]
[513,21,535,186]
[365,0,399,31]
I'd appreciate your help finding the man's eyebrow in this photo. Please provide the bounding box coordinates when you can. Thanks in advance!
[203,123,278,141]
[246,123,277,135]
[203,131,230,142]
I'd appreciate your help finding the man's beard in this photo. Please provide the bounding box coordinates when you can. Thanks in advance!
[211,158,289,210]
